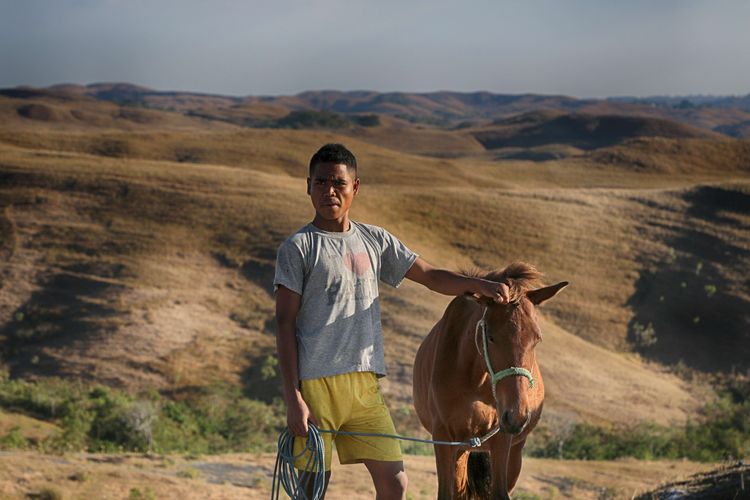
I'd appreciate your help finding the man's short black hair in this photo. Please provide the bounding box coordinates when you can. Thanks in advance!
[309,143,358,178]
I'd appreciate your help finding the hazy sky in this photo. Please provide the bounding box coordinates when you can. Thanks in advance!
[2,0,749,98]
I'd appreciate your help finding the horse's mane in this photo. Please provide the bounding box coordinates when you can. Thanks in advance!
[463,262,543,302]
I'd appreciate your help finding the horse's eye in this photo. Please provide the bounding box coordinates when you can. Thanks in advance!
[487,335,494,343]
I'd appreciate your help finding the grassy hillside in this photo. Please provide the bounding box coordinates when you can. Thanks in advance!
[0,89,749,443]
[1,86,749,500]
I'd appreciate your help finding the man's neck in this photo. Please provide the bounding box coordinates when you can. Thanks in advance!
[311,215,351,232]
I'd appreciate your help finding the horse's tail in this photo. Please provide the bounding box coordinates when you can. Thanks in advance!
[467,451,491,499]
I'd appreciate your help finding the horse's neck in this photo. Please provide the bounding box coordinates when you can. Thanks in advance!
[457,309,494,397]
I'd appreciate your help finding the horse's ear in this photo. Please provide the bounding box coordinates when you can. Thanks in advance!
[527,281,569,305]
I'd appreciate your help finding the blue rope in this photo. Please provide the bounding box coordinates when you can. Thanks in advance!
[272,424,326,500]
[271,423,494,499]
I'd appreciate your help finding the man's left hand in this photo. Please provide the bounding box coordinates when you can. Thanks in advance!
[476,279,510,304]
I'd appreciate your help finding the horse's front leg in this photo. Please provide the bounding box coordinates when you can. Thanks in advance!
[489,432,513,500]
[433,442,458,500]
[507,438,526,493]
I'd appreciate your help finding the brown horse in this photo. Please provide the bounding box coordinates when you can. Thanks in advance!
[413,263,568,499]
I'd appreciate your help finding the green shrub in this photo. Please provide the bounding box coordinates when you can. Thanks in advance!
[632,321,657,348]
[351,114,381,127]
[7,374,743,461]
[527,376,750,461]
[273,110,351,129]
[0,377,285,454]
[129,487,156,500]
[0,426,29,449]
[176,467,201,479]
[0,376,79,419]
[33,487,63,500]
[68,471,88,482]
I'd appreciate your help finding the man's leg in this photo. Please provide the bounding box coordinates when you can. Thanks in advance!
[301,470,331,499]
[363,459,407,500]
[294,430,333,499]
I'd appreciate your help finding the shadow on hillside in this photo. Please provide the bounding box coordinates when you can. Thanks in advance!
[240,256,276,297]
[684,185,750,224]
[493,150,565,161]
[0,264,128,379]
[241,349,281,403]
[627,186,750,372]
[0,205,15,263]
[474,114,703,151]
[212,242,277,298]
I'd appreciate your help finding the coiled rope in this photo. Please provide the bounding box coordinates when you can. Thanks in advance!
[271,423,501,499]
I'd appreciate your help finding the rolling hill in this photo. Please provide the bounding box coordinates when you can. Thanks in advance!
[1,83,749,497]
[6,83,750,138]
[472,112,720,150]
[1,88,748,407]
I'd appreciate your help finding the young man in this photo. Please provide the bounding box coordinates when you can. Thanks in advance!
[274,144,510,499]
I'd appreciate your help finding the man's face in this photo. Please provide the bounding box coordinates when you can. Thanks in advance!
[307,162,360,222]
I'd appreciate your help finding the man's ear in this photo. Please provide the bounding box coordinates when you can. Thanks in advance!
[306,177,311,195]
[353,177,360,195]
[526,281,569,305]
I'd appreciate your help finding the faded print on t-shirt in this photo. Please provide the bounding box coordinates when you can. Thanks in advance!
[273,221,417,380]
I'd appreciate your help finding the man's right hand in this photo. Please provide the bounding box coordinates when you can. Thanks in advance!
[287,393,318,436]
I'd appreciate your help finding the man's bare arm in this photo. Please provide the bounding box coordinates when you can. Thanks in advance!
[275,285,316,436]
[405,257,510,303]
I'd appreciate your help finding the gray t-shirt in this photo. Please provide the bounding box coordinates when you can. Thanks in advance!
[273,221,418,380]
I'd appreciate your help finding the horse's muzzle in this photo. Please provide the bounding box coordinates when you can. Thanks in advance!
[500,409,530,435]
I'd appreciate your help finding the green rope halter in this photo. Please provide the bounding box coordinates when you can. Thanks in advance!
[477,307,535,395]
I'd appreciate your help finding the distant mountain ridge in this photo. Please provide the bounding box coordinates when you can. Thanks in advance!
[609,94,750,112]
[3,82,750,138]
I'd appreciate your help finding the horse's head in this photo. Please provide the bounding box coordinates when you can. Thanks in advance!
[471,263,568,435]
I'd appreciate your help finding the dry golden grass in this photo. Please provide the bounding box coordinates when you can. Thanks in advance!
[1,118,747,402]
[0,409,60,442]
[1,90,749,498]
[0,97,749,471]
[0,95,237,134]
[0,450,721,500]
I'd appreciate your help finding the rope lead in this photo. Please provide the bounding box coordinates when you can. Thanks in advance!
[271,423,501,499]
[272,425,326,500]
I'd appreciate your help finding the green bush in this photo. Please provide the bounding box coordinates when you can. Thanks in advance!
[0,426,29,449]
[273,110,351,129]
[351,114,381,127]
[3,373,746,461]
[0,376,285,454]
[527,376,750,461]
[0,376,80,419]
[129,487,156,500]
[33,487,63,500]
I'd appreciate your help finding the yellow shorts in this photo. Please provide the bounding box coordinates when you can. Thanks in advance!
[294,371,402,471]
